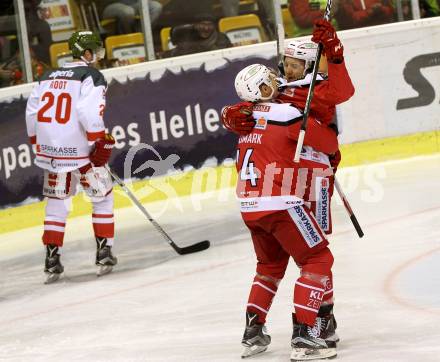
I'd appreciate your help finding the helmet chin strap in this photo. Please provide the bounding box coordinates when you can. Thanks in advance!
[80,53,97,64]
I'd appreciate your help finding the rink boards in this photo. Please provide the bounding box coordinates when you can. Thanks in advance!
[0,17,440,231]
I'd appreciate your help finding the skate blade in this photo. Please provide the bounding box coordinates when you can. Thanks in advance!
[241,345,268,358]
[97,265,113,276]
[325,332,340,344]
[44,272,63,284]
[290,347,336,361]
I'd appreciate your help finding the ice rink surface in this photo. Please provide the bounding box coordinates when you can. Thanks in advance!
[1,154,440,362]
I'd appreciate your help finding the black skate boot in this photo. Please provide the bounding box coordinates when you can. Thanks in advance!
[317,304,339,346]
[290,314,337,361]
[241,311,271,358]
[44,244,64,284]
[95,237,117,276]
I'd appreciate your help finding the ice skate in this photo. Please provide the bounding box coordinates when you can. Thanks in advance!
[44,245,64,284]
[317,305,339,345]
[292,307,339,348]
[95,237,117,276]
[241,312,271,358]
[290,314,337,361]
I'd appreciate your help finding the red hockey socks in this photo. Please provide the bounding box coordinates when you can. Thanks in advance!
[92,191,115,245]
[322,272,334,305]
[43,220,66,246]
[246,275,278,323]
[92,213,115,241]
[294,276,325,326]
[42,198,70,247]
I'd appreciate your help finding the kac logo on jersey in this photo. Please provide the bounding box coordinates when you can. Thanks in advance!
[254,117,267,130]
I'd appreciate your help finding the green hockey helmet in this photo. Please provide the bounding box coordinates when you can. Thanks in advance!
[68,30,105,62]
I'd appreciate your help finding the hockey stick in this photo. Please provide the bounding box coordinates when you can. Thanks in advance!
[105,165,210,255]
[276,23,285,69]
[334,177,364,238]
[293,0,333,162]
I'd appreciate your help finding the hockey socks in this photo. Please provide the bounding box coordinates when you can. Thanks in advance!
[293,276,325,326]
[43,219,66,246]
[322,272,334,305]
[92,213,115,244]
[246,275,278,323]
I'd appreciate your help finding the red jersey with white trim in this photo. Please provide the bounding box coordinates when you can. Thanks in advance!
[278,61,355,124]
[26,61,107,173]
[236,101,334,221]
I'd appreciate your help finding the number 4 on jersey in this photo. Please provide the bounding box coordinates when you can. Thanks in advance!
[237,148,258,186]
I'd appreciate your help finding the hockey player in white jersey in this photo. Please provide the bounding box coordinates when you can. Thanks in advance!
[26,31,117,283]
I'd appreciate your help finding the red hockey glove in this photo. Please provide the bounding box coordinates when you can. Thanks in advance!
[89,134,115,167]
[311,19,344,64]
[221,102,255,136]
[329,149,341,174]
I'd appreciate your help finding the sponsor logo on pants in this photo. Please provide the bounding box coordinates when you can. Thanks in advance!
[316,177,329,232]
[288,206,323,248]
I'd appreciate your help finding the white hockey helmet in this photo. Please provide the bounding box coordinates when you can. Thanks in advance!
[234,64,276,102]
[284,39,318,74]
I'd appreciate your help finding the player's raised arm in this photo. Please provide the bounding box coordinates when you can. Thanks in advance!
[311,19,355,105]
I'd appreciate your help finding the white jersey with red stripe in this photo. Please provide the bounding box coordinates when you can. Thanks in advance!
[236,101,331,220]
[25,61,107,173]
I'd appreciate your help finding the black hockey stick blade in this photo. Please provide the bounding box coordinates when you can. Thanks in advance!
[350,215,364,238]
[174,240,210,255]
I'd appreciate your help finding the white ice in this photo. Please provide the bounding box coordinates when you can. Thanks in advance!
[1,154,440,362]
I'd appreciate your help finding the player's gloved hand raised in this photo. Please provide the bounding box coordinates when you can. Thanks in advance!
[311,19,344,64]
[221,102,255,136]
[89,134,115,167]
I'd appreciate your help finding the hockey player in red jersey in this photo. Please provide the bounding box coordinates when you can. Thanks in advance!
[234,64,338,360]
[25,31,117,283]
[222,20,353,351]
[222,19,354,134]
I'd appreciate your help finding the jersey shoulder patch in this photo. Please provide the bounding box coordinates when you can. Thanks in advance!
[82,67,107,87]
[40,66,106,87]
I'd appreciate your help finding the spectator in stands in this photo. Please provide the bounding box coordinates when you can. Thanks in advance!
[158,0,214,28]
[335,0,395,30]
[219,0,277,38]
[0,0,52,65]
[0,47,49,87]
[289,0,335,36]
[161,14,232,58]
[26,0,52,64]
[101,0,163,35]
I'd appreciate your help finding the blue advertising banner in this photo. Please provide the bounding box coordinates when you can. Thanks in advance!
[0,56,275,206]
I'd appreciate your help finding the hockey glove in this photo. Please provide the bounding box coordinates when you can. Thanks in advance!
[221,102,255,136]
[329,149,341,174]
[89,134,115,167]
[311,19,344,64]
